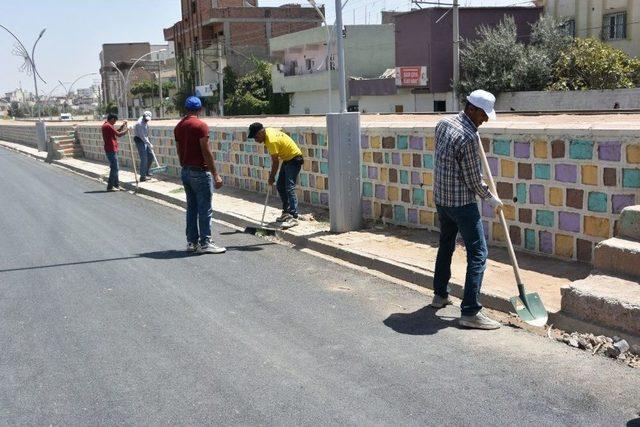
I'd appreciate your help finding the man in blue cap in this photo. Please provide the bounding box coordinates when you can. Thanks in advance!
[174,96,226,254]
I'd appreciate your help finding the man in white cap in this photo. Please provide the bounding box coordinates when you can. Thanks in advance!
[133,111,155,182]
[430,89,503,330]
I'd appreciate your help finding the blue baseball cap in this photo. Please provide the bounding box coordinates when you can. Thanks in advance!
[185,96,202,111]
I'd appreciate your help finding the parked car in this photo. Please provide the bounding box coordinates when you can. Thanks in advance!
[60,113,73,121]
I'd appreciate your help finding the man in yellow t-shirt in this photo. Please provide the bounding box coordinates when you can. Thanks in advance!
[248,122,304,226]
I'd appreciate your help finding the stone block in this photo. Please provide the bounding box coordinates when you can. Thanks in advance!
[594,237,640,277]
[561,274,640,335]
[618,205,640,241]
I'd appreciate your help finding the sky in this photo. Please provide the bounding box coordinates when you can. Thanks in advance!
[0,0,534,97]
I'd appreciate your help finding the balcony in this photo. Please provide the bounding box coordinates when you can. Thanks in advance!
[272,64,337,94]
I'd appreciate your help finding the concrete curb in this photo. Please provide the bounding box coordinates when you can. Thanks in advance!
[3,141,639,345]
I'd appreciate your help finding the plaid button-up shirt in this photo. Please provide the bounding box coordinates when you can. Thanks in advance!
[434,112,492,207]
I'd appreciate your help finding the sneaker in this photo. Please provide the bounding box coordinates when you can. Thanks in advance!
[281,217,298,228]
[430,295,453,309]
[140,177,147,182]
[276,212,292,223]
[197,242,227,254]
[186,242,199,252]
[107,187,119,192]
[458,310,501,330]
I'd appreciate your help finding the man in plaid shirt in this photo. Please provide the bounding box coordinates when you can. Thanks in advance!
[431,90,503,330]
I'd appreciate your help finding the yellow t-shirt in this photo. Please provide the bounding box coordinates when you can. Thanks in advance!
[264,128,302,161]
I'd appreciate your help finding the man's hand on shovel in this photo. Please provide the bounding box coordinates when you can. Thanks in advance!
[487,192,503,213]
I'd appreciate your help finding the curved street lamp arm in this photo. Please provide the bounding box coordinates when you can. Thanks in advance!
[30,29,47,84]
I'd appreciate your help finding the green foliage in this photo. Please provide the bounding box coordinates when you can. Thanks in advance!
[8,101,26,118]
[98,101,118,115]
[549,38,638,90]
[174,58,197,115]
[130,80,175,97]
[456,15,572,98]
[224,59,289,116]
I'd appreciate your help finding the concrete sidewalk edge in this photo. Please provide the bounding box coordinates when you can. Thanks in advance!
[3,141,638,345]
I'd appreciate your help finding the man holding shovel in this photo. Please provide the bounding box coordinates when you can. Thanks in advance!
[101,113,128,191]
[248,122,304,228]
[175,96,225,254]
[430,89,503,330]
[133,110,155,182]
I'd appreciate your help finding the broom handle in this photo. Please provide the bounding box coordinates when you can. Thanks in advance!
[476,132,523,286]
[151,147,160,167]
[260,186,270,227]
[126,130,139,186]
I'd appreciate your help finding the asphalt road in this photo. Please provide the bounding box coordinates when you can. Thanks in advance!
[0,147,639,426]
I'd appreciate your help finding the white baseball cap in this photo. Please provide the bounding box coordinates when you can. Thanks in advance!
[466,89,496,120]
[143,111,152,119]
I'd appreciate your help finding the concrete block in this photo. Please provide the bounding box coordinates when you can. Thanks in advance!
[593,237,640,278]
[618,205,640,241]
[561,273,640,336]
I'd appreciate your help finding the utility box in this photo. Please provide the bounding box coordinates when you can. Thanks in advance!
[327,112,362,232]
[35,121,47,152]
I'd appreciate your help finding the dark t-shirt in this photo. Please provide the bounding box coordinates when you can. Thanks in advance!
[101,122,118,153]
[174,115,209,168]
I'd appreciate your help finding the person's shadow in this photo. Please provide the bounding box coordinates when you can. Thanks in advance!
[383,305,456,335]
[627,418,640,427]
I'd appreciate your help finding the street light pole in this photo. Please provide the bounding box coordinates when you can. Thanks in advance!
[110,62,126,118]
[111,49,166,119]
[0,24,47,119]
[452,0,460,111]
[334,0,347,112]
[31,28,46,118]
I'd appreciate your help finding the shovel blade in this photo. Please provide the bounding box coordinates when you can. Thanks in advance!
[509,292,548,327]
[243,226,275,236]
[149,166,168,174]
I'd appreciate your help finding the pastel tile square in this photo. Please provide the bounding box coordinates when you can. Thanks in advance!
[516,183,526,204]
[370,136,381,149]
[555,164,577,183]
[569,140,593,159]
[587,192,607,213]
[627,144,640,163]
[361,135,369,148]
[493,139,511,156]
[597,141,621,161]
[534,139,548,158]
[558,211,580,233]
[487,157,499,176]
[514,141,530,158]
[392,152,401,165]
[411,171,421,185]
[375,184,386,199]
[536,210,554,227]
[423,154,434,169]
[529,184,545,204]
[409,136,424,150]
[408,208,419,224]
[534,164,550,180]
[397,135,409,149]
[394,205,406,222]
[622,168,640,188]
[400,170,409,184]
[581,165,598,185]
[412,188,425,205]
[612,194,635,214]
[501,159,515,178]
[539,231,553,254]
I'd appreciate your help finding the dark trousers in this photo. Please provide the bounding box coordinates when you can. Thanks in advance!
[433,203,488,316]
[276,156,303,217]
[105,151,119,189]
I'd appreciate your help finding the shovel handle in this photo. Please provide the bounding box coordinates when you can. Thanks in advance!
[260,186,270,227]
[151,147,161,168]
[126,132,139,186]
[476,132,523,286]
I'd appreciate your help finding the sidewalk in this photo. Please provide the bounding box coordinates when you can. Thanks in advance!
[1,140,591,321]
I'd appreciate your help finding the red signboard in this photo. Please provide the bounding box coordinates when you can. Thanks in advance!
[395,66,428,87]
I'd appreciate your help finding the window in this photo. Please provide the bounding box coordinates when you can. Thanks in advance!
[433,100,446,112]
[395,105,404,113]
[602,12,626,40]
[305,58,315,71]
[560,18,575,37]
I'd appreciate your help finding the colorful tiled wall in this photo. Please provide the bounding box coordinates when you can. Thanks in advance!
[6,122,635,262]
[76,124,330,206]
[360,127,639,262]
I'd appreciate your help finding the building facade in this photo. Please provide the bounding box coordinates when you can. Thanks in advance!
[350,6,542,113]
[539,0,639,57]
[163,0,322,95]
[270,24,396,114]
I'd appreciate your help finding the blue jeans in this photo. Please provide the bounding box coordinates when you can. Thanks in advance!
[276,157,303,217]
[434,203,488,316]
[134,137,153,178]
[105,151,119,189]
[181,168,213,245]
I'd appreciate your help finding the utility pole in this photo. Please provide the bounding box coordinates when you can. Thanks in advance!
[218,39,224,117]
[452,0,460,111]
[158,59,164,118]
[335,0,347,112]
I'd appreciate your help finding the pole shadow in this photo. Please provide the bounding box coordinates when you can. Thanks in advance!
[84,190,110,194]
[383,305,457,336]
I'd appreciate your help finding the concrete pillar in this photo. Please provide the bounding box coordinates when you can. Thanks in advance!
[327,112,362,232]
[35,121,47,152]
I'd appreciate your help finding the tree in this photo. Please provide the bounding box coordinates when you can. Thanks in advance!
[456,15,572,98]
[8,101,26,118]
[549,38,638,90]
[130,80,175,97]
[224,59,289,116]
